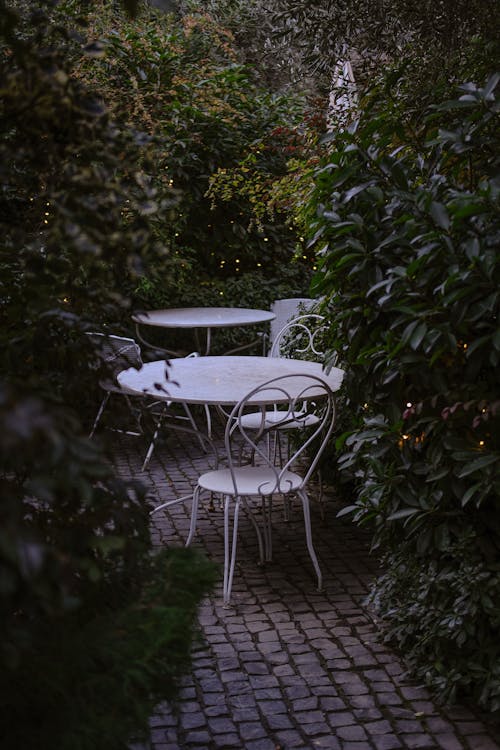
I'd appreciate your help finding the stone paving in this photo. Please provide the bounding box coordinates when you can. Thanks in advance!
[113,423,500,750]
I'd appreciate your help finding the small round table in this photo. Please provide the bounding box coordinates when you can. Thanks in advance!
[132,307,276,356]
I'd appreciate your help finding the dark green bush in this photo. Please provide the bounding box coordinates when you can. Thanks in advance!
[0,2,216,746]
[76,7,316,331]
[0,389,216,749]
[308,72,500,709]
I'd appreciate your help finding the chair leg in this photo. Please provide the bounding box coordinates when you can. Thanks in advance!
[223,495,241,606]
[149,493,194,517]
[89,392,110,438]
[260,496,273,562]
[186,486,201,546]
[297,489,323,592]
[142,410,165,471]
[141,401,177,471]
[123,394,143,436]
[241,496,265,564]
[182,402,211,452]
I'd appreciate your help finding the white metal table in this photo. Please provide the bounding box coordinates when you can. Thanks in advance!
[118,355,344,525]
[117,355,344,407]
[132,307,276,356]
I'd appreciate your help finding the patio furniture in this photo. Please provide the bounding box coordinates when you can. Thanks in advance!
[270,312,328,360]
[86,333,205,470]
[132,306,276,356]
[265,298,316,355]
[188,373,337,605]
[117,355,344,409]
[117,356,344,555]
[87,333,145,439]
[235,314,331,512]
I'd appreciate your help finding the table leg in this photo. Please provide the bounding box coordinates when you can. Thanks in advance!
[134,323,185,358]
[194,327,211,356]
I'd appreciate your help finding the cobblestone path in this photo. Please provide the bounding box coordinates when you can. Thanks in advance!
[113,426,500,750]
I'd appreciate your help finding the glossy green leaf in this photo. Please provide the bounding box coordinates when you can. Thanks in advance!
[457,454,498,478]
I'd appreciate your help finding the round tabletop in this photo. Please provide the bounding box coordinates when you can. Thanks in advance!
[117,356,344,406]
[132,307,276,329]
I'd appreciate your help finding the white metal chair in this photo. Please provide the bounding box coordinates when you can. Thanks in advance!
[185,373,337,605]
[86,333,205,470]
[87,333,145,439]
[266,298,316,355]
[236,314,331,513]
[238,314,328,434]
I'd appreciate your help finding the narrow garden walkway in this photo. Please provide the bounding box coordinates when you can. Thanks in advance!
[113,424,500,750]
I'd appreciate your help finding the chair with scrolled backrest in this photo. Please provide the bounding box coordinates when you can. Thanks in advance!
[266,298,316,355]
[270,313,328,361]
[236,313,332,516]
[185,373,336,605]
[238,313,329,434]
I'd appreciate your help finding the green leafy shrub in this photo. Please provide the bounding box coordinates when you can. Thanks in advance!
[77,6,316,326]
[0,2,216,747]
[0,387,216,749]
[308,73,500,709]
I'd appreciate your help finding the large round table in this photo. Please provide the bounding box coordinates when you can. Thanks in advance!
[117,355,344,407]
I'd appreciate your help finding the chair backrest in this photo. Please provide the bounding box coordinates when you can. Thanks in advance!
[270,313,327,360]
[86,333,143,381]
[269,298,315,353]
[225,374,336,496]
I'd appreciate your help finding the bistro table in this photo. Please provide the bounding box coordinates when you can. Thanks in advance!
[117,355,344,408]
[117,355,344,517]
[132,307,276,356]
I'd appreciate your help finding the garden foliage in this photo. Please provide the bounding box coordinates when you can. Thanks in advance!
[0,2,215,747]
[76,4,317,352]
[309,72,500,709]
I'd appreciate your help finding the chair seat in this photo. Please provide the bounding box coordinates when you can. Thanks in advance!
[198,466,302,496]
[239,409,320,431]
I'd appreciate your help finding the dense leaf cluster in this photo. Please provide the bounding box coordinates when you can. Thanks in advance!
[73,4,319,353]
[0,2,215,747]
[309,74,500,709]
[268,0,500,83]
[79,7,311,266]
